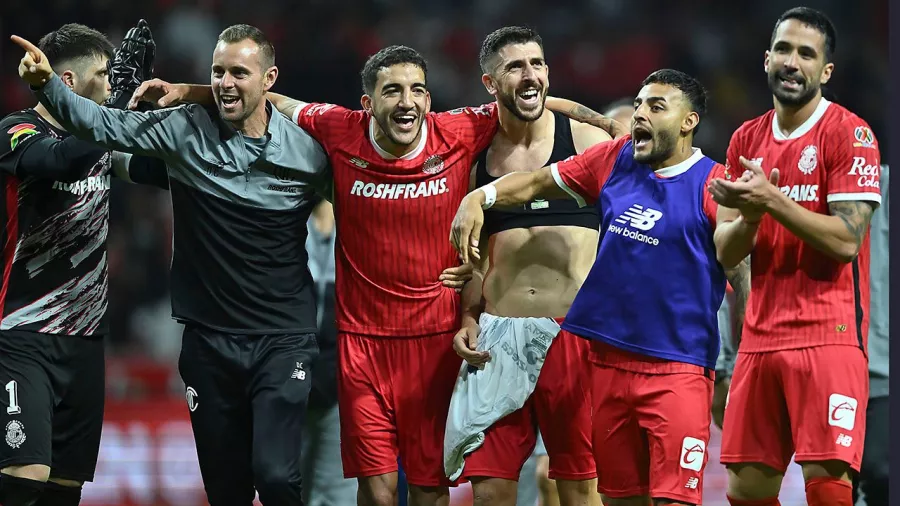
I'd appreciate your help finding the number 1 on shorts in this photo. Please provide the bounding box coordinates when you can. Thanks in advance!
[6,380,21,415]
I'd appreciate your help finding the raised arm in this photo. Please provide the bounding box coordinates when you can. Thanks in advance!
[450,167,570,264]
[36,75,189,159]
[128,80,309,122]
[546,97,628,139]
[450,138,622,263]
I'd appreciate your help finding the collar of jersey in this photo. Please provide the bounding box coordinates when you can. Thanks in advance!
[652,147,705,178]
[368,116,428,160]
[771,97,831,141]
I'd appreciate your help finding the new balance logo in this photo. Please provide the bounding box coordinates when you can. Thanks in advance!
[835,434,853,447]
[828,393,858,430]
[291,362,307,381]
[608,204,662,246]
[615,204,663,230]
[685,477,699,489]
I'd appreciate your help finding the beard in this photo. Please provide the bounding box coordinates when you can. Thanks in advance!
[767,70,820,107]
[498,88,545,122]
[633,127,678,166]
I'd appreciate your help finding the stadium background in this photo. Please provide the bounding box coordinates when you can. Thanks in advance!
[0,0,888,504]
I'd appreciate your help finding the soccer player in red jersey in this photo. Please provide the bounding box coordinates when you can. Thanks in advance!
[130,44,620,506]
[707,8,882,506]
[283,47,498,506]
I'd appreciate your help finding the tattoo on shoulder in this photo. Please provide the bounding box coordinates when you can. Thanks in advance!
[828,201,875,246]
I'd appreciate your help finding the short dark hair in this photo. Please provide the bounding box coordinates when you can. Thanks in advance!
[603,97,634,116]
[771,7,837,62]
[217,24,275,68]
[479,26,544,74]
[360,45,428,95]
[641,69,708,133]
[38,24,114,74]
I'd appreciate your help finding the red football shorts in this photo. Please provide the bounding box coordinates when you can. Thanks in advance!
[337,331,462,487]
[463,326,595,482]
[720,345,869,473]
[590,340,713,504]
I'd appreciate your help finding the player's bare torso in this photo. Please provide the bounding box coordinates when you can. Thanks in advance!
[480,120,598,318]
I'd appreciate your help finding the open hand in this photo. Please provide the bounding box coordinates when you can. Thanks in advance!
[128,78,190,110]
[439,263,474,291]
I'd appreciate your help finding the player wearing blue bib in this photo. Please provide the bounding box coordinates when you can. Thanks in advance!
[450,69,740,506]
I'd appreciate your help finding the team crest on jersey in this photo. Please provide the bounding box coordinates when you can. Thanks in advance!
[421,155,445,174]
[798,145,818,175]
[852,126,875,149]
[5,420,25,449]
[7,123,38,150]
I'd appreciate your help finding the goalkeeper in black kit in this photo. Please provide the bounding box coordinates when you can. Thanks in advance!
[0,20,166,506]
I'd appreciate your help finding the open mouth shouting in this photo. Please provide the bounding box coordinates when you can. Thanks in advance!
[219,94,241,111]
[632,124,653,150]
[392,111,418,132]
[517,86,542,107]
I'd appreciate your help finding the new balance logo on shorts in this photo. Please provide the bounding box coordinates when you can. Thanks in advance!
[291,362,306,380]
[835,434,854,447]
[828,393,858,431]
[684,477,699,489]
[679,437,705,472]
[608,204,663,246]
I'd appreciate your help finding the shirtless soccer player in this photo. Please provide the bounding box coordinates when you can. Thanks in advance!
[451,26,613,506]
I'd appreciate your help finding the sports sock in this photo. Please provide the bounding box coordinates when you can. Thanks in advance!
[805,476,853,506]
[726,496,781,506]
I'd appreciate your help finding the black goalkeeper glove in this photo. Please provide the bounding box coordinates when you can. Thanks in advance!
[105,19,156,110]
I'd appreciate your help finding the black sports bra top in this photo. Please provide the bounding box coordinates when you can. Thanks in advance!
[475,111,600,237]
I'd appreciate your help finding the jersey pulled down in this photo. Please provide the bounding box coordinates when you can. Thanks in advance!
[728,98,882,352]
[295,103,498,336]
[0,110,110,336]
[551,135,726,370]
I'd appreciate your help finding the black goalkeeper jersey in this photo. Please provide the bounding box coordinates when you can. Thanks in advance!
[0,109,111,336]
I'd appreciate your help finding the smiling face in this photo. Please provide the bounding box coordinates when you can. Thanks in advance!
[484,41,548,122]
[361,63,431,151]
[210,39,277,124]
[766,18,833,107]
[630,82,696,165]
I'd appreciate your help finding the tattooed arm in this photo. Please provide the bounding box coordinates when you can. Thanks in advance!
[546,97,628,139]
[762,184,876,263]
[723,256,750,351]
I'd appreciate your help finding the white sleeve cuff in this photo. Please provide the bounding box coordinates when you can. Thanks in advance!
[550,163,587,208]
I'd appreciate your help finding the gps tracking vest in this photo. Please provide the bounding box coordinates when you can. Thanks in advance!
[561,141,726,370]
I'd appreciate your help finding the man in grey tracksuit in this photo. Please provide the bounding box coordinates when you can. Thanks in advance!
[17,24,329,506]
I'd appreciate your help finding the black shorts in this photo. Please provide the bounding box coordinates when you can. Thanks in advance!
[178,324,318,504]
[0,329,105,482]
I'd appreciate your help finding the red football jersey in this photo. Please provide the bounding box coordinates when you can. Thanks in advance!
[295,103,498,336]
[727,98,882,352]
